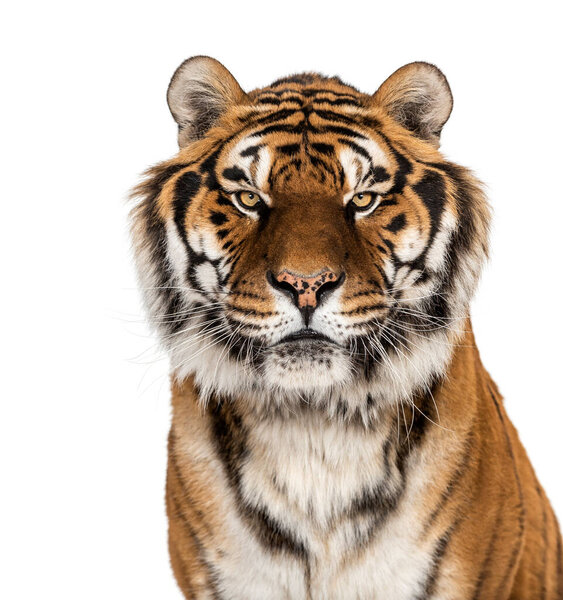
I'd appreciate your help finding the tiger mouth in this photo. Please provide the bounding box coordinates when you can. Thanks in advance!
[277,329,334,345]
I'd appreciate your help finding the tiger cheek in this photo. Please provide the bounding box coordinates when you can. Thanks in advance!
[393,225,428,263]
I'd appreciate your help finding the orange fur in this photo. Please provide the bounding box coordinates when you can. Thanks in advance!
[131,59,562,598]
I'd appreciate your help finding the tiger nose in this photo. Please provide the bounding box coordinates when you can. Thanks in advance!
[267,269,345,309]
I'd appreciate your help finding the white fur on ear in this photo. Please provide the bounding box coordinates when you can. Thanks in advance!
[167,56,246,148]
[373,62,453,147]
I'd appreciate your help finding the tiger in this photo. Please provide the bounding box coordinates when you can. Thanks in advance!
[130,56,563,599]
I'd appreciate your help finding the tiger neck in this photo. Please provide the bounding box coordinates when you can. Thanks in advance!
[171,324,482,532]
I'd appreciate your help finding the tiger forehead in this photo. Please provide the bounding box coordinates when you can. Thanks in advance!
[202,74,399,196]
[222,128,393,195]
[249,72,366,105]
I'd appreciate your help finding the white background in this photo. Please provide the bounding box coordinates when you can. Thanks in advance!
[1,1,561,598]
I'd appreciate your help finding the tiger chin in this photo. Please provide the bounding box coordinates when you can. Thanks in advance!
[131,57,562,599]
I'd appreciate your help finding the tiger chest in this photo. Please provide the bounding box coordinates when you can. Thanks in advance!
[210,414,441,600]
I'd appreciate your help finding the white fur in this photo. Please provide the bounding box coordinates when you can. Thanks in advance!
[395,226,427,263]
[176,408,457,599]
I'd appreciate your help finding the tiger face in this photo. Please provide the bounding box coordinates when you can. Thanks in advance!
[132,57,490,415]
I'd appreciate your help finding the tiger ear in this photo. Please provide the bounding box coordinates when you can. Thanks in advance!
[167,56,247,148]
[373,62,453,147]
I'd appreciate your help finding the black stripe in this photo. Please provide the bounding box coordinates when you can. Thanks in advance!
[374,131,413,194]
[209,211,228,226]
[133,165,191,336]
[486,385,526,598]
[167,445,223,600]
[415,518,461,600]
[216,192,233,207]
[312,123,367,139]
[338,303,387,315]
[412,170,447,241]
[145,162,195,194]
[168,489,224,600]
[495,520,526,597]
[422,430,474,534]
[255,95,304,106]
[377,199,398,209]
[300,87,360,99]
[555,515,563,598]
[314,108,363,126]
[348,389,437,540]
[536,482,548,600]
[169,433,214,537]
[240,144,263,157]
[269,160,301,186]
[471,505,504,600]
[266,84,360,99]
[277,143,301,155]
[251,107,300,126]
[168,534,196,599]
[364,166,391,185]
[309,155,338,186]
[373,262,391,287]
[226,305,275,317]
[173,171,202,247]
[310,142,334,155]
[338,137,371,161]
[250,121,307,138]
[229,289,267,301]
[384,213,407,233]
[222,166,250,184]
[209,398,309,560]
[313,96,361,106]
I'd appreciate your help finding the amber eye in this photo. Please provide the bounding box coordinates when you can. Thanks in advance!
[236,191,262,209]
[350,192,375,209]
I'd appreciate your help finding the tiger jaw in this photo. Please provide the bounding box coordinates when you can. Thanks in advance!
[259,337,354,391]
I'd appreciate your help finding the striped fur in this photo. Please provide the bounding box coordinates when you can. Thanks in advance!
[131,57,563,598]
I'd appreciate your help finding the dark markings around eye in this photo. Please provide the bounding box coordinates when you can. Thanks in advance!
[223,166,251,184]
[384,213,407,233]
[240,144,263,158]
[210,211,228,226]
[365,166,391,184]
[216,193,233,207]
[378,199,398,209]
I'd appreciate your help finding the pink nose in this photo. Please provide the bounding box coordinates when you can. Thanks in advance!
[273,269,340,309]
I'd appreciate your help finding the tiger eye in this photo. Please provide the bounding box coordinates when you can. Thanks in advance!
[351,192,374,208]
[238,191,261,208]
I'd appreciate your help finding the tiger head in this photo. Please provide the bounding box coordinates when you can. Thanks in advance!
[131,57,490,416]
